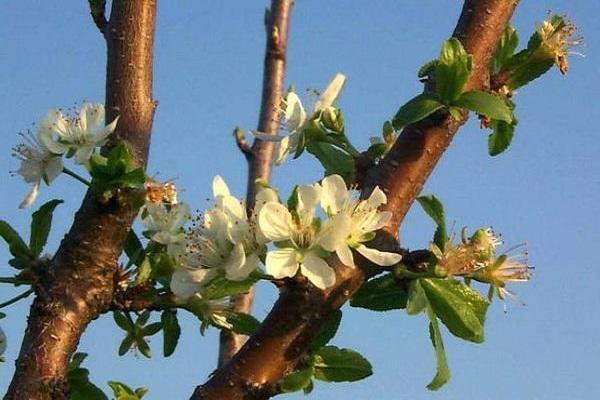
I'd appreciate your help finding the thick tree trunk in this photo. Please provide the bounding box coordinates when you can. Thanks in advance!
[4,1,157,399]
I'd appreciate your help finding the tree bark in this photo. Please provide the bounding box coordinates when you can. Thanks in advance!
[219,0,294,366]
[192,1,518,399]
[4,1,157,399]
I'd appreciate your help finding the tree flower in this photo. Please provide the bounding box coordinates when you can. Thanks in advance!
[253,73,346,165]
[39,102,119,164]
[536,16,583,75]
[258,183,347,289]
[319,174,402,268]
[12,130,63,208]
[139,202,191,260]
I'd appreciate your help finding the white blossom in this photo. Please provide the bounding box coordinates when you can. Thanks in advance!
[139,202,191,260]
[319,174,402,268]
[39,103,118,164]
[12,130,63,208]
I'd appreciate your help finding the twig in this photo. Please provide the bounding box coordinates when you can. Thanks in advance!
[88,0,108,34]
[233,127,252,159]
[0,289,33,309]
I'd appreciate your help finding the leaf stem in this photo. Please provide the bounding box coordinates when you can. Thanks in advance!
[0,289,33,309]
[63,167,91,186]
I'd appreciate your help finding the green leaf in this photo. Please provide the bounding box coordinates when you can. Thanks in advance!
[142,322,162,336]
[313,346,373,382]
[108,381,147,400]
[124,230,145,267]
[204,275,259,300]
[492,25,519,74]
[118,334,135,356]
[29,199,63,257]
[113,311,134,332]
[311,310,342,350]
[488,120,515,156]
[350,274,407,311]
[453,91,513,122]
[435,38,472,104]
[0,220,33,260]
[161,310,181,357]
[391,93,444,130]
[406,280,427,315]
[221,312,260,335]
[136,337,152,358]
[425,305,450,390]
[113,168,146,189]
[507,59,554,90]
[67,353,108,400]
[68,352,89,371]
[280,367,315,393]
[420,278,489,343]
[416,195,447,249]
[306,141,355,185]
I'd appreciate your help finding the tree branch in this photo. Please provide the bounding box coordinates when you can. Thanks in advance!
[218,0,294,367]
[192,1,518,399]
[88,0,108,35]
[5,2,157,399]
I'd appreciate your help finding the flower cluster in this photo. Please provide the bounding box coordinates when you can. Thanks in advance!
[431,228,532,302]
[253,73,347,165]
[536,15,582,75]
[11,103,118,208]
[139,174,400,300]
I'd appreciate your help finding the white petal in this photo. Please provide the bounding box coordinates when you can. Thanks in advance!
[336,245,355,268]
[297,184,321,225]
[254,187,279,216]
[74,146,95,164]
[171,203,192,229]
[80,102,105,133]
[251,130,285,142]
[220,195,246,222]
[258,202,293,241]
[284,92,307,132]
[170,268,216,301]
[38,109,68,155]
[317,213,351,252]
[265,248,298,279]
[19,182,40,209]
[366,186,387,209]
[356,244,402,266]
[227,251,259,282]
[212,175,231,197]
[320,174,348,215]
[44,156,63,183]
[274,135,292,165]
[103,115,119,136]
[314,73,346,111]
[300,251,336,289]
[223,242,247,280]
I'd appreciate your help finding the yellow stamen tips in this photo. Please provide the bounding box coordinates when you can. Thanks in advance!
[145,180,178,204]
[537,15,583,75]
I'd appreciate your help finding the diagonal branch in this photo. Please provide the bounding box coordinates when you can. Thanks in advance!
[88,0,108,35]
[4,1,157,399]
[192,1,518,399]
[218,0,294,367]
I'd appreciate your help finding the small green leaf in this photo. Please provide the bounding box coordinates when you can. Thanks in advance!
[222,312,260,335]
[435,38,472,104]
[108,381,147,400]
[29,199,63,257]
[492,25,519,74]
[68,352,88,371]
[507,59,554,90]
[136,337,152,358]
[313,346,373,382]
[204,275,259,300]
[416,195,447,249]
[142,322,162,337]
[406,280,427,315]
[420,278,489,343]
[113,311,134,332]
[311,310,342,350]
[392,93,444,130]
[124,230,144,267]
[161,310,181,357]
[350,274,407,311]
[67,352,108,400]
[488,120,515,156]
[118,334,135,356]
[425,304,450,390]
[306,142,355,185]
[280,367,315,393]
[0,220,33,260]
[453,90,513,122]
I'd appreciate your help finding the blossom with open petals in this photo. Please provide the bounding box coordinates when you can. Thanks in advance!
[39,103,118,164]
[254,73,346,165]
[319,174,402,268]
[139,202,191,260]
[258,183,347,289]
[536,16,582,75]
[12,130,63,208]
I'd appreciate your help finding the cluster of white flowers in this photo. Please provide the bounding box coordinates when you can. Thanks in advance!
[11,103,118,208]
[253,73,346,165]
[139,174,401,301]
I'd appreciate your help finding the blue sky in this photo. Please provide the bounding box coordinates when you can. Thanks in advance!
[1,1,599,399]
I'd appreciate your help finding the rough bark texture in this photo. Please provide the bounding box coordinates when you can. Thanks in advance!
[219,0,294,366]
[192,1,518,399]
[4,1,157,399]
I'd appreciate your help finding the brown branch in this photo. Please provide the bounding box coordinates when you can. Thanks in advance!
[88,0,108,34]
[218,0,294,367]
[192,1,518,399]
[4,2,157,399]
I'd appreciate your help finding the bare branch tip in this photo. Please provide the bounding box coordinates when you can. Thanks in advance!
[233,127,252,158]
[88,0,108,35]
